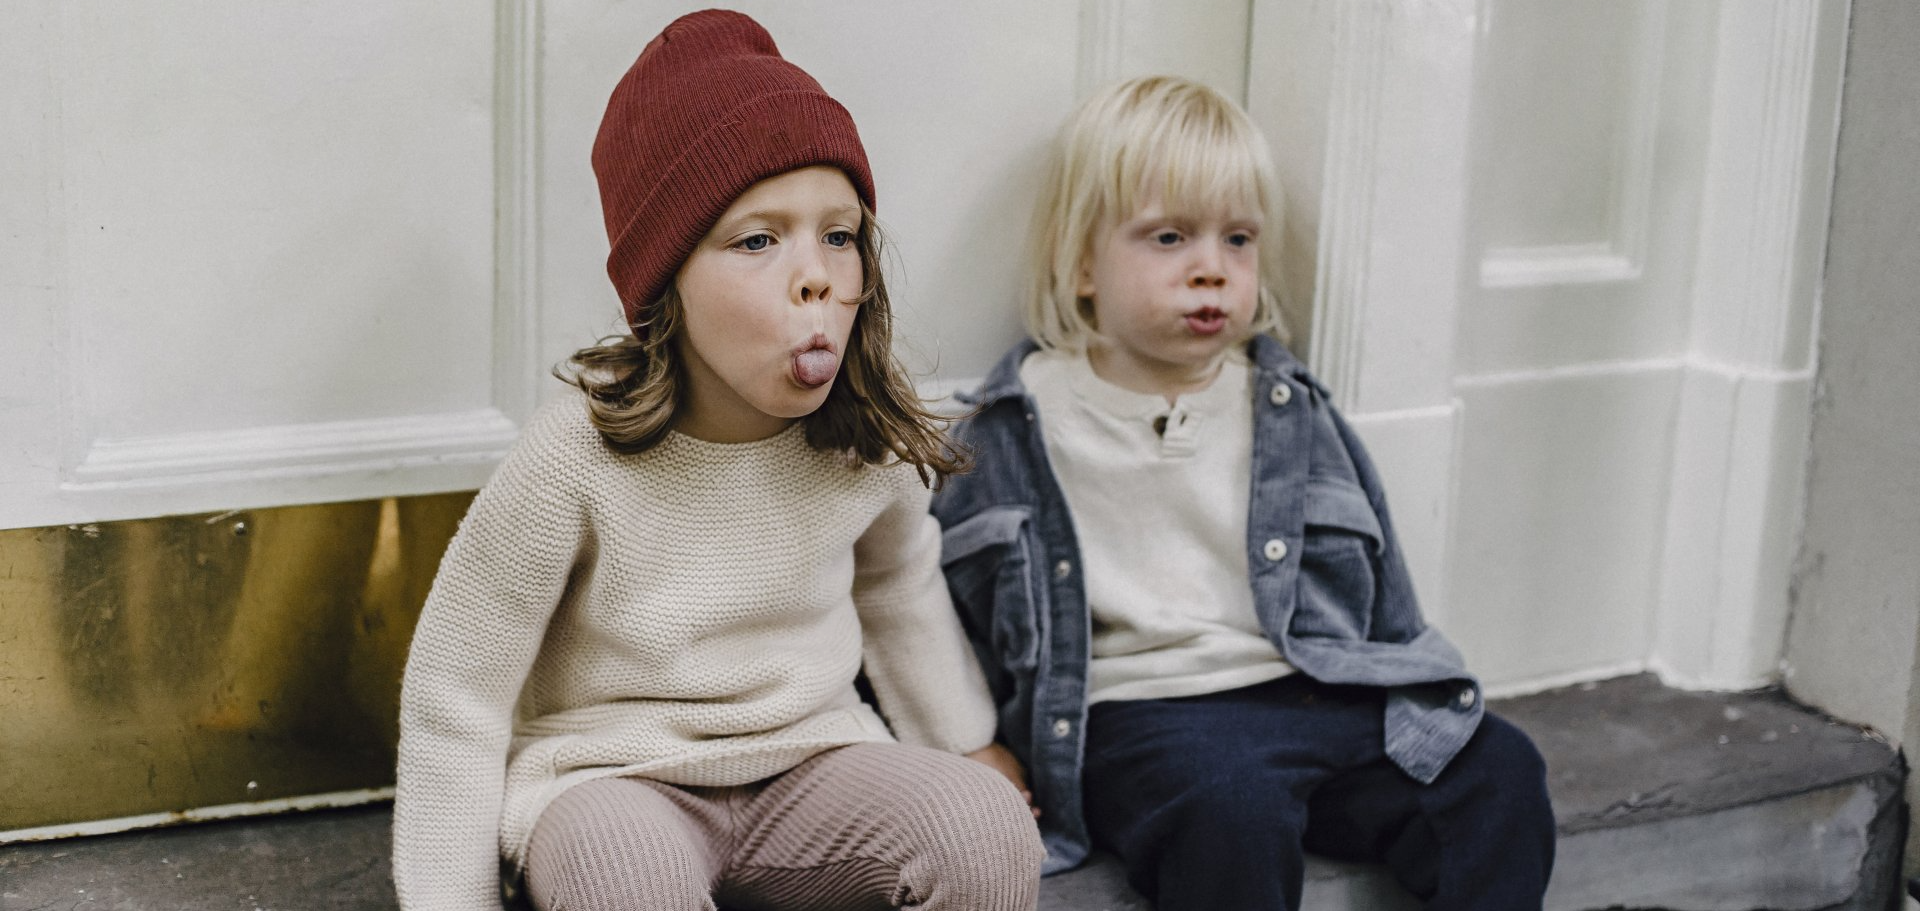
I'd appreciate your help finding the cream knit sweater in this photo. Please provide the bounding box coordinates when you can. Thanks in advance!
[391,393,998,911]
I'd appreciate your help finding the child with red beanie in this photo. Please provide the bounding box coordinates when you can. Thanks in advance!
[390,10,1044,910]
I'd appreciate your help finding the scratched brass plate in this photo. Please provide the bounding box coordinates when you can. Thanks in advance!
[0,493,472,835]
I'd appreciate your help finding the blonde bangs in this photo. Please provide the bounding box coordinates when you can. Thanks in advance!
[1109,92,1274,228]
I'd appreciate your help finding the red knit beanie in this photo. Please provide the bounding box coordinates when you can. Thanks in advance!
[592,9,877,334]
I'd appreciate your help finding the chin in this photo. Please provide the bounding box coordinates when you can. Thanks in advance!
[1167,335,1236,359]
[763,386,834,420]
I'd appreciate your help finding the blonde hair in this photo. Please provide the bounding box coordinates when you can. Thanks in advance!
[558,207,967,485]
[1026,75,1287,350]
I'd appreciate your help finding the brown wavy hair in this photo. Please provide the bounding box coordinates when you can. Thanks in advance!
[558,207,967,486]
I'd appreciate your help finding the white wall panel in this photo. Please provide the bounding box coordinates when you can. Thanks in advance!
[1,3,515,528]
[1349,407,1463,628]
[0,1,66,527]
[1245,0,1333,353]
[1458,0,1715,376]
[60,3,499,438]
[1475,2,1654,256]
[1077,0,1251,102]
[1450,367,1679,692]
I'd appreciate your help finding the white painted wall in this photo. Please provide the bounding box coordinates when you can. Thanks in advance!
[0,2,1128,528]
[3,0,513,528]
[0,1,1855,700]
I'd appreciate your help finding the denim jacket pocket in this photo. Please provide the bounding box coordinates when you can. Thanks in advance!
[940,506,1044,677]
[1291,476,1383,641]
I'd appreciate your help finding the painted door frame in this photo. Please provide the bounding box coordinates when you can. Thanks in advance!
[1243,0,1848,692]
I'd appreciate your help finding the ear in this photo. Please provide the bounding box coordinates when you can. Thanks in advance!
[1074,256,1097,299]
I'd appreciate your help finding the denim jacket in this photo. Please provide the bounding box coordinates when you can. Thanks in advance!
[931,336,1482,873]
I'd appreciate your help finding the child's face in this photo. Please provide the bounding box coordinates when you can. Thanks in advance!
[672,165,864,442]
[1077,194,1261,397]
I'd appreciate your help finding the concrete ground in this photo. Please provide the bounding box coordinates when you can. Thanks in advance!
[1,674,1905,911]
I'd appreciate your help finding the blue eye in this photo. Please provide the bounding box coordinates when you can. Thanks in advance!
[737,234,772,252]
[1154,231,1182,246]
[825,230,853,248]
[1227,232,1253,248]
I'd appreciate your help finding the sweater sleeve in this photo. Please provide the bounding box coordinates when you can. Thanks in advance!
[852,468,999,755]
[391,405,590,911]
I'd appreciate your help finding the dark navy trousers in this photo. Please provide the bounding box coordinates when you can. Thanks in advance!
[1082,675,1556,911]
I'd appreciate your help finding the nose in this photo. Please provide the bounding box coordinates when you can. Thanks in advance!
[1187,240,1227,289]
[794,241,834,306]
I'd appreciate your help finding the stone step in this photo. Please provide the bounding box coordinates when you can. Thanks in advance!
[1042,674,1905,911]
[0,675,1903,911]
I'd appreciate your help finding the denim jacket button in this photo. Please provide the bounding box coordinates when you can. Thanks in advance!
[1053,559,1072,580]
[1262,539,1289,562]
[1269,382,1293,406]
[1456,687,1477,709]
[1052,718,1072,738]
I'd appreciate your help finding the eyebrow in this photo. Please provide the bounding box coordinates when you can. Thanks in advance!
[713,204,862,237]
[1127,214,1264,236]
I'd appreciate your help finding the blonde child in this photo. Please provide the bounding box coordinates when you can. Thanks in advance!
[392,11,1043,910]
[933,76,1555,910]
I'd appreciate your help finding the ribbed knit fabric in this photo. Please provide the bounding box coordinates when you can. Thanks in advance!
[392,393,998,911]
[525,743,1044,910]
[593,9,876,326]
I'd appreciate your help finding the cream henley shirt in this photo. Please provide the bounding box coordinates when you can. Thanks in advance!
[1022,347,1296,704]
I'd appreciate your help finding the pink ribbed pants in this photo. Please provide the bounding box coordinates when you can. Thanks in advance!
[523,742,1045,911]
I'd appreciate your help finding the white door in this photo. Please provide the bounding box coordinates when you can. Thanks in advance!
[1245,0,1847,694]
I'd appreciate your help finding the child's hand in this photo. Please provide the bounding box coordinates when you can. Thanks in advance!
[963,742,1042,818]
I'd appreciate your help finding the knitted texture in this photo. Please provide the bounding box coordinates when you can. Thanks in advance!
[525,743,1044,910]
[391,394,996,911]
[592,9,877,328]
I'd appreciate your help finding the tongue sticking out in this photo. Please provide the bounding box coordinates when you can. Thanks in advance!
[793,348,839,388]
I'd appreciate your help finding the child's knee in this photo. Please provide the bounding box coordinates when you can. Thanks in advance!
[1457,714,1556,837]
[912,810,1044,911]
[524,784,716,911]
[526,840,714,911]
[1474,714,1550,788]
[1178,783,1307,849]
[903,755,1046,903]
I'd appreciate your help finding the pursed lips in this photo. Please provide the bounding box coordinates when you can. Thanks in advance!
[1183,306,1229,336]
